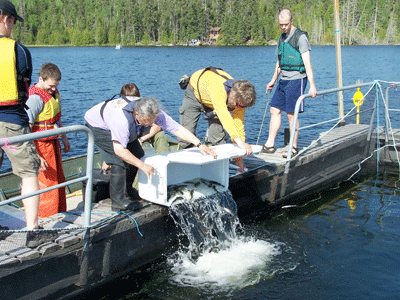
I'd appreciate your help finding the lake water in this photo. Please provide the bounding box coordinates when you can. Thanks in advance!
[3,46,400,299]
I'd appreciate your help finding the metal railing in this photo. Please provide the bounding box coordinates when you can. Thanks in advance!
[0,125,95,228]
[384,83,400,145]
[284,81,400,174]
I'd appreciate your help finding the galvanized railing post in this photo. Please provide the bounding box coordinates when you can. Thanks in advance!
[0,125,95,286]
[284,82,378,174]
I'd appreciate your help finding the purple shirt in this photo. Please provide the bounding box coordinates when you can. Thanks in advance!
[84,96,180,148]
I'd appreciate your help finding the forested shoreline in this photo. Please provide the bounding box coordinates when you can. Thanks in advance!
[10,0,400,46]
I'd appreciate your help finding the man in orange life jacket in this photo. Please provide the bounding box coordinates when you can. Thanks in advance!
[26,63,71,218]
[0,0,57,247]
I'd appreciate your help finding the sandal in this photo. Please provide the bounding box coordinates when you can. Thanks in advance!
[282,147,298,158]
[261,145,276,154]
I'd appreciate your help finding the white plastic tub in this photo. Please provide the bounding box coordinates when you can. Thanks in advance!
[138,144,261,206]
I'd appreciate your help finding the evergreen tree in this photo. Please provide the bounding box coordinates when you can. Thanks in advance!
[8,0,400,46]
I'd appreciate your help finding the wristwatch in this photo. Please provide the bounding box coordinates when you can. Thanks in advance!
[196,142,203,148]
[138,138,144,143]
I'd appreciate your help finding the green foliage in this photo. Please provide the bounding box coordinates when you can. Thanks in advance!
[9,0,400,46]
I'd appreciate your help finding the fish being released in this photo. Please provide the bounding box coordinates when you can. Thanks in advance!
[168,178,240,259]
[167,178,227,203]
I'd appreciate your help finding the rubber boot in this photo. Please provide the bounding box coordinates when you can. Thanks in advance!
[110,165,136,211]
[126,164,144,211]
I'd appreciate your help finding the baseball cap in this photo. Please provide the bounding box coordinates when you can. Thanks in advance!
[0,0,24,22]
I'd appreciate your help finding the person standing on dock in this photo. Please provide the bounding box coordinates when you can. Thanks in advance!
[26,63,71,218]
[85,96,216,211]
[178,67,256,171]
[0,0,57,247]
[262,9,317,157]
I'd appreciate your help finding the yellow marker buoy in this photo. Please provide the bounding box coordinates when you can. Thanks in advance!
[353,87,364,124]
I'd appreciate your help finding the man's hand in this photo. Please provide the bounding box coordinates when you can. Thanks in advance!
[38,156,48,172]
[140,163,155,180]
[266,81,275,94]
[61,135,71,153]
[234,138,253,156]
[309,85,317,98]
[198,144,217,159]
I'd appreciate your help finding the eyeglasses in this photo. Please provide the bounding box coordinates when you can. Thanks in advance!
[135,113,156,126]
[235,101,246,109]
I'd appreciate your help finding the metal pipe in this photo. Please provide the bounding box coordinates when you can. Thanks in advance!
[334,0,344,120]
[0,125,95,224]
[284,82,378,174]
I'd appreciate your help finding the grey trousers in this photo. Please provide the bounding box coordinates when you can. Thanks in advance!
[178,86,227,148]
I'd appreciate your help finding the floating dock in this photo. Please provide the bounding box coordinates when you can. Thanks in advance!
[1,123,398,300]
[1,80,399,299]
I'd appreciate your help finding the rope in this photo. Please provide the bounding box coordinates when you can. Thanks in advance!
[0,210,145,237]
[347,81,400,180]
[287,82,377,161]
[118,211,144,237]
[256,90,272,145]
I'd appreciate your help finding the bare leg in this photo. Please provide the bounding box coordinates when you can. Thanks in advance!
[287,113,299,148]
[21,177,40,230]
[264,106,281,148]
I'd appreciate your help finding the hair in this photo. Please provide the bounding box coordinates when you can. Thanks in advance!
[230,80,257,108]
[279,9,292,21]
[134,97,160,119]
[120,83,140,97]
[39,63,61,81]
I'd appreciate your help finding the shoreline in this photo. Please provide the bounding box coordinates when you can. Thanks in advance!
[26,43,400,48]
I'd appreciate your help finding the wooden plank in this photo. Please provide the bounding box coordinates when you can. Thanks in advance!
[1,240,40,261]
[0,253,19,267]
[34,242,60,256]
[55,233,81,249]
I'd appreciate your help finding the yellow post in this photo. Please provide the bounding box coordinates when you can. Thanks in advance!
[353,87,364,124]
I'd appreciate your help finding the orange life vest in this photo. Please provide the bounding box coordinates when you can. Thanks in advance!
[29,85,62,141]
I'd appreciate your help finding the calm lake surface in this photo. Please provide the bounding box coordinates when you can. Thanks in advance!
[3,46,400,299]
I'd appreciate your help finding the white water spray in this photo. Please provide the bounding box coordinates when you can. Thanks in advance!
[167,179,283,293]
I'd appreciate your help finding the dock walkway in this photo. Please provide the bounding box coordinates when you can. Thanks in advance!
[0,123,398,300]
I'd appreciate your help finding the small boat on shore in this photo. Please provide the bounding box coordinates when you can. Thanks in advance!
[0,81,399,299]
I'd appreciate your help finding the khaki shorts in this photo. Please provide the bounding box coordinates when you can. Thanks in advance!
[0,122,40,178]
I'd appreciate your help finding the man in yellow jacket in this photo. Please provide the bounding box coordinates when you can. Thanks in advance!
[0,0,57,247]
[179,67,256,171]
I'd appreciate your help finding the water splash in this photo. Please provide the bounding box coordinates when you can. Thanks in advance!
[167,179,283,294]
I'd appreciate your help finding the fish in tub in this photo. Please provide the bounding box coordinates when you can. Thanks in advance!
[138,144,261,206]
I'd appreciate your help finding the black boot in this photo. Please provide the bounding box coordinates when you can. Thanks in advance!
[110,165,136,211]
[125,157,144,211]
[126,163,140,199]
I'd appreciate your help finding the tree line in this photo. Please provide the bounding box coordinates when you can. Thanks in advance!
[10,0,400,46]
